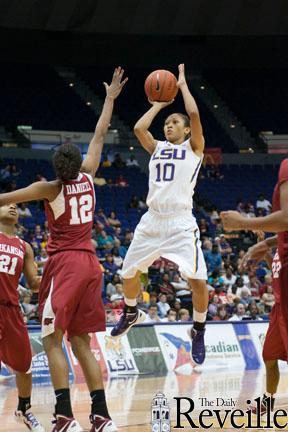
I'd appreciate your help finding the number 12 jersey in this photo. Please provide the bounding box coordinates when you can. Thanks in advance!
[44,172,95,255]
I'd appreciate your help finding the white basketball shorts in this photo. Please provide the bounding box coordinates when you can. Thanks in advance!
[121,209,207,280]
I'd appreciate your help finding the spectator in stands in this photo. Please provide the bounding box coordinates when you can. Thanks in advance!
[158,273,175,301]
[103,254,119,278]
[108,211,121,227]
[18,203,32,218]
[222,267,237,292]
[10,164,20,177]
[145,304,161,323]
[129,195,139,209]
[136,292,149,312]
[213,304,230,321]
[95,208,109,227]
[162,308,177,322]
[218,234,233,258]
[97,229,114,248]
[260,274,273,297]
[206,164,223,180]
[36,248,48,275]
[202,239,212,261]
[256,194,272,214]
[126,154,139,167]
[115,174,129,187]
[113,153,126,168]
[247,302,263,321]
[157,293,170,318]
[0,164,11,180]
[111,245,123,267]
[21,292,38,322]
[247,275,261,298]
[239,287,252,306]
[208,295,220,317]
[228,303,247,321]
[106,274,122,299]
[178,308,191,322]
[261,285,275,312]
[102,155,112,168]
[205,243,222,273]
[94,172,107,186]
[199,218,210,236]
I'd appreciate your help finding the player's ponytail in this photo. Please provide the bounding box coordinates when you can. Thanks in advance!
[52,143,82,181]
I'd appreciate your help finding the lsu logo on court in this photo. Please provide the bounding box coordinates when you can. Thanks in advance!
[152,148,186,160]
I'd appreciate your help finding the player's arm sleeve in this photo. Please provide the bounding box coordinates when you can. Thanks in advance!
[23,243,41,292]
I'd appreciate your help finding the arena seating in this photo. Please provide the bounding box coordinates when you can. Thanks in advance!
[204,69,288,137]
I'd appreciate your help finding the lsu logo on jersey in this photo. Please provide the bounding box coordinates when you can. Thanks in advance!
[152,148,186,161]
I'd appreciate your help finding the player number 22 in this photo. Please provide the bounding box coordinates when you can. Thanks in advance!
[69,194,93,225]
[0,255,18,275]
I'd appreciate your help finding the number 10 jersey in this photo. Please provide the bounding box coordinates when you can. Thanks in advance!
[44,172,95,255]
[147,139,203,214]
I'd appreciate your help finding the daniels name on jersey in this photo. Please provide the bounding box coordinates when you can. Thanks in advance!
[147,139,203,213]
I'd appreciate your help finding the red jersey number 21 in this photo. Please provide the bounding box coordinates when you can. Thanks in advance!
[69,195,93,225]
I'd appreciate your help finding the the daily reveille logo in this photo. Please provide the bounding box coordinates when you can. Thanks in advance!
[151,393,288,430]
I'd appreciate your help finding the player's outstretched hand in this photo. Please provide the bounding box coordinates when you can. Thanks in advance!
[177,63,187,88]
[220,210,245,231]
[148,99,174,108]
[103,67,128,100]
[240,242,269,270]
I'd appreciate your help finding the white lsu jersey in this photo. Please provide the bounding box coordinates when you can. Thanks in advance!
[146,139,203,213]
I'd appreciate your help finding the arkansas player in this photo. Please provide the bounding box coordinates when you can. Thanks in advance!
[0,67,127,432]
[221,158,288,415]
[0,203,44,431]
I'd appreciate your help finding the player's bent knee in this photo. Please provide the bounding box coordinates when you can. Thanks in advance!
[70,335,90,358]
[188,279,206,291]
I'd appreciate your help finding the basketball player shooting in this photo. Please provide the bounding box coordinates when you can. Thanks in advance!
[0,68,127,432]
[111,64,209,365]
[221,159,288,415]
[0,203,44,431]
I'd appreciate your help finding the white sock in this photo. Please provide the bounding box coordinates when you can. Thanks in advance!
[193,310,207,323]
[124,297,137,307]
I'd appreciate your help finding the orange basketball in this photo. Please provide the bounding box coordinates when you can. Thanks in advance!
[144,70,178,102]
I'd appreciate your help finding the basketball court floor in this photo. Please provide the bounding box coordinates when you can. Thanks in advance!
[1,368,288,431]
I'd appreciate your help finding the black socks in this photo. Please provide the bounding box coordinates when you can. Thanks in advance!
[193,321,206,331]
[90,389,110,418]
[55,388,73,418]
[18,397,31,414]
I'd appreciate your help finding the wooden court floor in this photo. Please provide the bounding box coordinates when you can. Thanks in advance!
[1,368,288,431]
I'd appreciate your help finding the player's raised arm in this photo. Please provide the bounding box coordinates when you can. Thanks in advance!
[23,242,41,292]
[0,181,60,207]
[177,64,204,157]
[81,67,128,178]
[134,100,173,154]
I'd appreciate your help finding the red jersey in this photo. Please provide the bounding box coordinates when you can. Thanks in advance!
[272,159,288,257]
[0,233,26,306]
[44,172,95,255]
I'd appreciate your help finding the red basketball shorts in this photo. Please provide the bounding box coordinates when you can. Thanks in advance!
[0,305,32,373]
[39,251,105,339]
[263,303,288,362]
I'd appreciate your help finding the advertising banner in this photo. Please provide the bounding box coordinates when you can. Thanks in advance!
[127,326,167,374]
[96,331,139,376]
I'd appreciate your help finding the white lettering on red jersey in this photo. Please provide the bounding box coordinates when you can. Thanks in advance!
[0,233,26,305]
[44,172,95,255]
